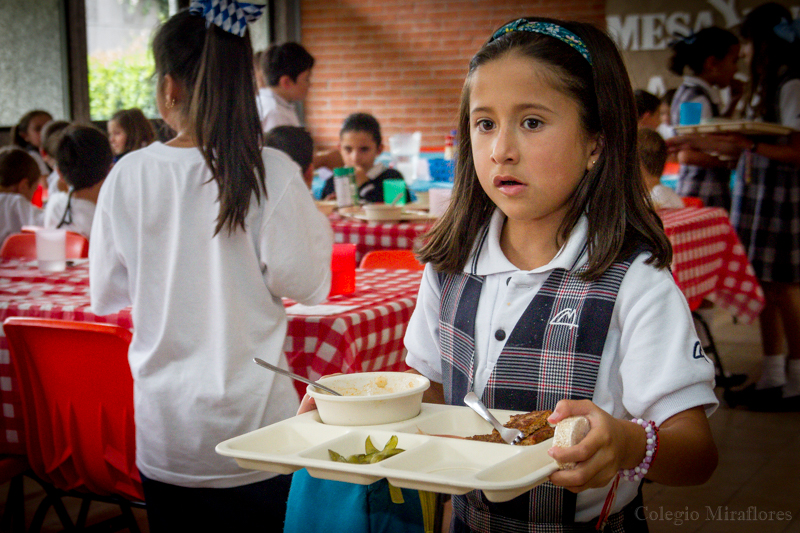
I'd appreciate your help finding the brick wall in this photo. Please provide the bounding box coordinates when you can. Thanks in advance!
[301,0,606,151]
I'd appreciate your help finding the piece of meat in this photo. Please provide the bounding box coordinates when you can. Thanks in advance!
[467,409,554,445]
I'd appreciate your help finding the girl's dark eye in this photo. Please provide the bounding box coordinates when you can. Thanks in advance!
[523,118,541,130]
[475,119,494,132]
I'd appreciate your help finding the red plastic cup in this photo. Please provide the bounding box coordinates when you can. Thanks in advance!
[329,243,356,296]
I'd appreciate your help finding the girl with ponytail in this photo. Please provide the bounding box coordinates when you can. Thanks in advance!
[89,3,333,530]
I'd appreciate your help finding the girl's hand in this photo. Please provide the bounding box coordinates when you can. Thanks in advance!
[547,400,644,493]
[296,393,317,415]
[296,372,343,415]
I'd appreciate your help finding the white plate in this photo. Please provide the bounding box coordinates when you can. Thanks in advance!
[216,403,558,502]
[674,120,795,136]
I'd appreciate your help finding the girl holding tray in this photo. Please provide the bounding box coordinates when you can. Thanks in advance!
[404,16,719,531]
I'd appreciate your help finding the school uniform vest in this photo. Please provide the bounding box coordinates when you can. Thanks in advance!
[438,241,647,532]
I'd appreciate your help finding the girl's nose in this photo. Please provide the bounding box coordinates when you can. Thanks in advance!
[491,128,519,164]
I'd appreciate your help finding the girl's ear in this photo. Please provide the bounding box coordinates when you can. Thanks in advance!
[162,74,181,107]
[278,74,294,91]
[586,135,604,172]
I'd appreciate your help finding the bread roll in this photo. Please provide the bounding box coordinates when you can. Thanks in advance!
[553,416,590,469]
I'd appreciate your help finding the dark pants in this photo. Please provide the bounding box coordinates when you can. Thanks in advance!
[140,471,292,532]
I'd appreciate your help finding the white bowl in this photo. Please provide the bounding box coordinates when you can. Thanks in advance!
[362,203,404,221]
[315,200,338,216]
[307,372,430,426]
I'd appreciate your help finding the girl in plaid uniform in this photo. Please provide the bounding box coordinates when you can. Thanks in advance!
[404,17,719,532]
[669,3,800,410]
[728,3,800,408]
[668,27,741,211]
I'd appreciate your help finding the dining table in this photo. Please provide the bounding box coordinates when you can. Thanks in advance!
[658,206,765,323]
[0,259,423,454]
[328,211,434,263]
[331,205,765,323]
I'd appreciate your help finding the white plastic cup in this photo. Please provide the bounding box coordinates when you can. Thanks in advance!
[389,132,422,186]
[35,229,67,272]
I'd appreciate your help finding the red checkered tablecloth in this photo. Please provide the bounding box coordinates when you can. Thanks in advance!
[0,260,423,453]
[329,213,433,263]
[659,207,765,324]
[282,268,423,398]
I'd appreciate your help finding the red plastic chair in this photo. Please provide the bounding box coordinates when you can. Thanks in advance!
[681,196,704,208]
[0,231,89,260]
[359,249,424,270]
[3,317,144,532]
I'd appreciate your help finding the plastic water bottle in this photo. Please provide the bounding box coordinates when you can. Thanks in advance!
[333,166,358,208]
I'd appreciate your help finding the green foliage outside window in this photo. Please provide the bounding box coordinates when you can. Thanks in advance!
[88,48,157,121]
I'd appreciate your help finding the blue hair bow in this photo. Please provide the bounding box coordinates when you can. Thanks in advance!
[189,0,265,37]
[774,18,800,43]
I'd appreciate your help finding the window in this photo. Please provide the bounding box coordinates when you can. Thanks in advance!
[85,0,165,120]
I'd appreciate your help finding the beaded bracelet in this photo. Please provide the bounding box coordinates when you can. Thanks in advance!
[620,418,659,482]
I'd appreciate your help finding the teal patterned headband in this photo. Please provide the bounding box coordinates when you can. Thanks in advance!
[489,19,593,66]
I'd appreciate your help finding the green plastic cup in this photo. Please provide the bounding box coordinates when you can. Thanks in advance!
[383,179,407,205]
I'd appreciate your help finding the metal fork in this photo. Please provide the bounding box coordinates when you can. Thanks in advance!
[464,391,524,445]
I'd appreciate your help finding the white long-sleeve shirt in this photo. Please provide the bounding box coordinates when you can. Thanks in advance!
[90,143,332,488]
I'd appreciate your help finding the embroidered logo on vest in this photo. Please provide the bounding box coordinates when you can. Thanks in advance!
[548,308,579,328]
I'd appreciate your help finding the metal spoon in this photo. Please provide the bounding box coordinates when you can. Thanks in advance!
[253,358,342,396]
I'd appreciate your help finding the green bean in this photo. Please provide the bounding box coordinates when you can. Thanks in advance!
[328,435,405,464]
[365,436,379,455]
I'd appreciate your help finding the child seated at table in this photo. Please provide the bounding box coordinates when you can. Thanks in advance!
[44,124,113,239]
[107,108,156,163]
[39,120,71,197]
[264,125,315,189]
[639,128,684,209]
[321,112,410,204]
[0,146,44,245]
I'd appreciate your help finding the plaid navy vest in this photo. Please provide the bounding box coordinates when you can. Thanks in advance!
[438,242,643,532]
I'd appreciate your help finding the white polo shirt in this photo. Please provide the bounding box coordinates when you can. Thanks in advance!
[0,192,43,245]
[257,88,301,133]
[404,210,718,521]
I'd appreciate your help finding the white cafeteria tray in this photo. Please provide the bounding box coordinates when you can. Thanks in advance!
[216,403,558,502]
[674,120,795,136]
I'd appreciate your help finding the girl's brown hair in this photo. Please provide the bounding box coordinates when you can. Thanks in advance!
[11,110,53,148]
[418,17,671,280]
[152,9,265,236]
[110,108,156,156]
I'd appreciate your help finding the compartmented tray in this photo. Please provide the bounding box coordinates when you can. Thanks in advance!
[674,120,795,136]
[216,403,558,502]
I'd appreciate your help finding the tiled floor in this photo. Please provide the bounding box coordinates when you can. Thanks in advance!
[643,310,800,533]
[1,309,799,532]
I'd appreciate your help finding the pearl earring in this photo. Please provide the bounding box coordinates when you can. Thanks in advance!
[166,98,175,110]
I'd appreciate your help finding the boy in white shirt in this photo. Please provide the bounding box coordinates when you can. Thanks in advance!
[639,128,685,209]
[257,42,314,133]
[0,147,44,245]
[44,124,113,239]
